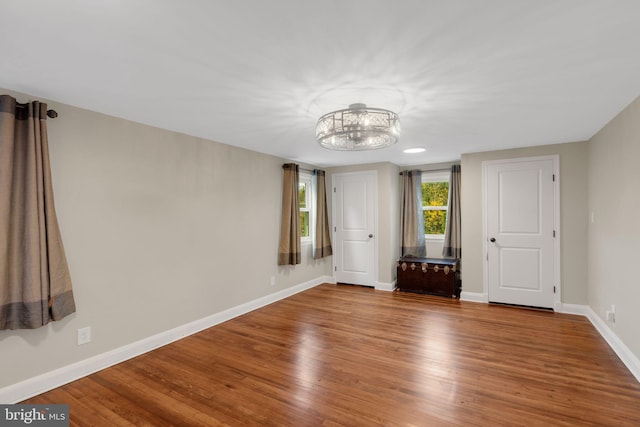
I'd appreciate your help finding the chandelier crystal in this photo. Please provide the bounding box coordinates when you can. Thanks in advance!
[315,103,400,150]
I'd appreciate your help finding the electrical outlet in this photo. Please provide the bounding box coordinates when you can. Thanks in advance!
[606,305,616,324]
[77,327,91,345]
[611,305,616,324]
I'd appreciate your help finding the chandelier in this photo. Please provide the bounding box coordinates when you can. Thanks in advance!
[315,103,400,150]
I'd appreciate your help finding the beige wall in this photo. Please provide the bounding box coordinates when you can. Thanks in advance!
[461,141,589,304]
[588,96,640,358]
[379,162,401,285]
[0,89,331,388]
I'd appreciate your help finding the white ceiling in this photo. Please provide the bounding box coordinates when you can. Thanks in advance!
[2,1,640,167]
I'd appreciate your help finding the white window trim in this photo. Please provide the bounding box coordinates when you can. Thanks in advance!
[422,171,450,240]
[299,172,313,245]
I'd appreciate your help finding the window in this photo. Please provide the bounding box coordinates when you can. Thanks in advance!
[299,174,312,242]
[422,172,450,238]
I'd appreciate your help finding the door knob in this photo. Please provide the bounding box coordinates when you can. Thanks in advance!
[369,234,374,238]
[490,237,496,243]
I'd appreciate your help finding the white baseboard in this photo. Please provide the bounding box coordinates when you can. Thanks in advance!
[0,276,332,404]
[460,291,488,303]
[579,306,640,383]
[557,303,591,316]
[375,280,396,292]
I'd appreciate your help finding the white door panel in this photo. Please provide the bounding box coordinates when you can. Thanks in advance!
[333,172,376,286]
[486,157,557,309]
[500,248,541,290]
[342,241,369,273]
[341,180,370,231]
[499,169,542,234]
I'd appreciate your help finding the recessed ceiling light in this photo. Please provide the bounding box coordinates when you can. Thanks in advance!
[403,147,426,154]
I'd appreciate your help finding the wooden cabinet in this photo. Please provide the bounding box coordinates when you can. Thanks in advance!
[396,256,461,298]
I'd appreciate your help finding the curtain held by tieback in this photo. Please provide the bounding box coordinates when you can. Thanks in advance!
[0,94,76,330]
[278,163,301,265]
[401,170,426,257]
[313,170,332,259]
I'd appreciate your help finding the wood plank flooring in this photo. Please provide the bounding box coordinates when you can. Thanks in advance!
[24,284,640,426]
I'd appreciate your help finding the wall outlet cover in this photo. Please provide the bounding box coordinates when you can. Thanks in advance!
[77,327,91,345]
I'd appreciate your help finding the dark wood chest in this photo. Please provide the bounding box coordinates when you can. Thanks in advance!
[396,256,461,298]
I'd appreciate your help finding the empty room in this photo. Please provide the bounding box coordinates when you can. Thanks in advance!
[1,1,640,425]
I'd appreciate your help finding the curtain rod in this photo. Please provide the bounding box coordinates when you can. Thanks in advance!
[399,168,451,175]
[281,164,320,174]
[300,167,326,175]
[47,109,58,119]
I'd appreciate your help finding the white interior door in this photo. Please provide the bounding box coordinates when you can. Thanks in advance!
[333,172,376,286]
[485,157,558,309]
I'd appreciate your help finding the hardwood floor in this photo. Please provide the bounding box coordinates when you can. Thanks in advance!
[25,284,640,426]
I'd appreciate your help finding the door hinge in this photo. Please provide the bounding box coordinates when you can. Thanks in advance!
[334,266,337,272]
[334,226,336,232]
[334,187,336,193]
[553,174,555,182]
[553,230,556,238]
[553,286,556,294]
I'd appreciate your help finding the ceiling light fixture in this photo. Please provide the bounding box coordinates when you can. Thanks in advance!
[315,103,400,150]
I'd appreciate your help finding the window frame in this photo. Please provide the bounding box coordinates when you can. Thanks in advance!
[299,172,313,244]
[421,171,450,240]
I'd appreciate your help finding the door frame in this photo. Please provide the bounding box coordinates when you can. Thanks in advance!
[482,155,561,311]
[331,170,379,287]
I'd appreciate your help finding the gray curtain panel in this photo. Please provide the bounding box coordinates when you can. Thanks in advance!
[0,95,76,330]
[401,170,426,257]
[313,170,332,259]
[443,164,461,258]
[278,163,301,265]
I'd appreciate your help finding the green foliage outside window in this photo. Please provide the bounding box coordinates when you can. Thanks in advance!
[300,212,310,238]
[299,183,310,237]
[424,210,447,235]
[422,182,449,235]
[299,183,307,208]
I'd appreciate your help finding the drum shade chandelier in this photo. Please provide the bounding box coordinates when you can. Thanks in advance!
[315,103,400,150]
